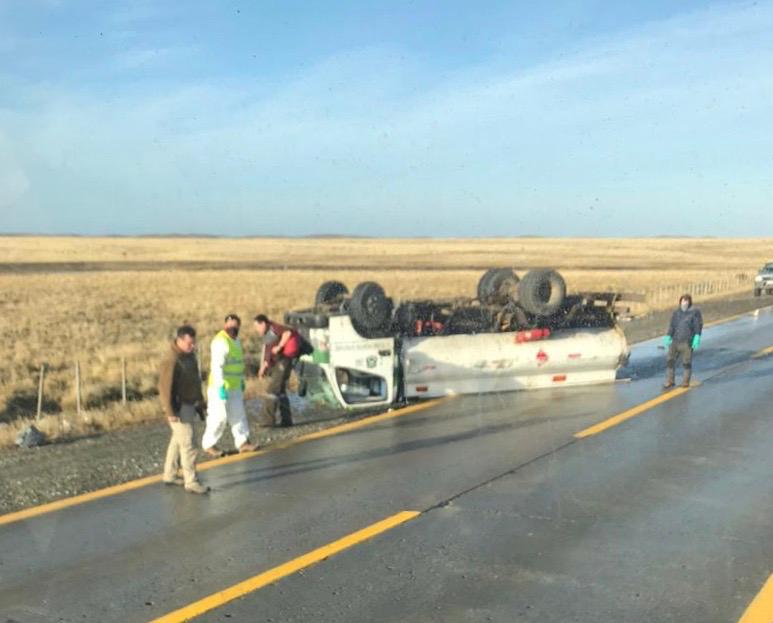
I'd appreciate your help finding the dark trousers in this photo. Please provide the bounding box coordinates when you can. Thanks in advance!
[258,357,294,426]
[665,341,693,384]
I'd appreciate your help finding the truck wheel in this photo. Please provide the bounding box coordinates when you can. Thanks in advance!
[477,268,499,300]
[754,288,762,297]
[518,269,566,316]
[350,281,393,337]
[315,281,349,306]
[477,268,519,304]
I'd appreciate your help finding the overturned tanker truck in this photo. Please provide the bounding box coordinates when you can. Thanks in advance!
[285,268,632,410]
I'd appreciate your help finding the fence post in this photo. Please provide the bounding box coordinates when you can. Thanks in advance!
[75,361,82,417]
[36,364,46,421]
[121,357,127,405]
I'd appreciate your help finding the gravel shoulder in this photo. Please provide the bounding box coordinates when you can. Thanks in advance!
[1,294,770,516]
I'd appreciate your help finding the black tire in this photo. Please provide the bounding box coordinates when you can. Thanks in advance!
[517,269,567,316]
[477,268,500,300]
[444,307,493,335]
[477,268,519,304]
[754,288,762,297]
[315,281,348,306]
[350,281,393,337]
[284,311,329,329]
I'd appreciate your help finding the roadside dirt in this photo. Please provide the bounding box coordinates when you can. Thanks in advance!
[1,293,770,516]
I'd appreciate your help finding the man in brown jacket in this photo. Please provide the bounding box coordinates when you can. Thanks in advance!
[158,325,209,494]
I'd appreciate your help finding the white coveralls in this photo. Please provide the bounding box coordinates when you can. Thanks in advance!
[202,334,250,450]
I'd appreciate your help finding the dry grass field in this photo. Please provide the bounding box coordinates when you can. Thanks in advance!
[0,236,770,448]
[1,236,770,271]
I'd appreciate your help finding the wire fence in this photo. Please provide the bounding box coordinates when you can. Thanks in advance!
[3,348,261,425]
[27,357,132,421]
[643,274,751,310]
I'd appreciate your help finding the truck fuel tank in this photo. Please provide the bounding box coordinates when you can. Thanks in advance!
[401,326,629,399]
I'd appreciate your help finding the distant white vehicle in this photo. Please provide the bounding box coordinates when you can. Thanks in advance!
[286,270,632,410]
[753,262,773,296]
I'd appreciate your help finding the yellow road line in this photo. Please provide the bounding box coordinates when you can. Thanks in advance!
[574,386,691,438]
[738,573,773,623]
[148,510,421,623]
[0,474,163,527]
[752,345,773,359]
[0,398,452,527]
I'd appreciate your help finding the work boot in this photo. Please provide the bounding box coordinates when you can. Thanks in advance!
[663,366,675,389]
[163,476,185,487]
[204,446,224,458]
[239,442,258,453]
[185,481,210,495]
[681,371,692,388]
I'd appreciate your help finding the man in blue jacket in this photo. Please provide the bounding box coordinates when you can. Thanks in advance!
[663,294,703,389]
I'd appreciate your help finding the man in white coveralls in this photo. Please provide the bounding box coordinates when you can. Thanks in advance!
[202,314,258,456]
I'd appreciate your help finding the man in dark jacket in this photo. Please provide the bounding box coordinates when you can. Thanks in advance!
[254,314,302,427]
[663,294,703,389]
[158,325,209,494]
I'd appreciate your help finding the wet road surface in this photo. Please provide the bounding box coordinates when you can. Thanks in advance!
[1,309,772,622]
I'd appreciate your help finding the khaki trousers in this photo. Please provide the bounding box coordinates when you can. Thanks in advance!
[164,404,199,485]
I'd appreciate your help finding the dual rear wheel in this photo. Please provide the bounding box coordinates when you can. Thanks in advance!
[477,268,566,316]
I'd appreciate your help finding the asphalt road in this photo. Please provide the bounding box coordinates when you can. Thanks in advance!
[1,309,772,623]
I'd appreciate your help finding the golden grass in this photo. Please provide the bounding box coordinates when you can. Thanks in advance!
[1,236,771,271]
[0,236,769,447]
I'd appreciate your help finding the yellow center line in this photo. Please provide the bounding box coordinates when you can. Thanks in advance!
[752,345,773,359]
[0,397,454,527]
[574,386,692,438]
[148,510,421,623]
[738,573,773,623]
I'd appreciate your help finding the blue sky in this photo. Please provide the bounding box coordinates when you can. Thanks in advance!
[0,0,771,236]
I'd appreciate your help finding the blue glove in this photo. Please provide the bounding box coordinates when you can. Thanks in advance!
[663,335,673,347]
[218,385,228,401]
[691,334,701,350]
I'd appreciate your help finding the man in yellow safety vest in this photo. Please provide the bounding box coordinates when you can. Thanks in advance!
[202,314,258,456]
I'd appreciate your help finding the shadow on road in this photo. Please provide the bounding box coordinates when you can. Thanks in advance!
[213,409,592,491]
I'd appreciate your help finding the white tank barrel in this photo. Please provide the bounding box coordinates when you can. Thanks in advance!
[401,327,629,399]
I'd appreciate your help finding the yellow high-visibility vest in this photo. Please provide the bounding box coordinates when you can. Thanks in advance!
[208,330,245,391]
